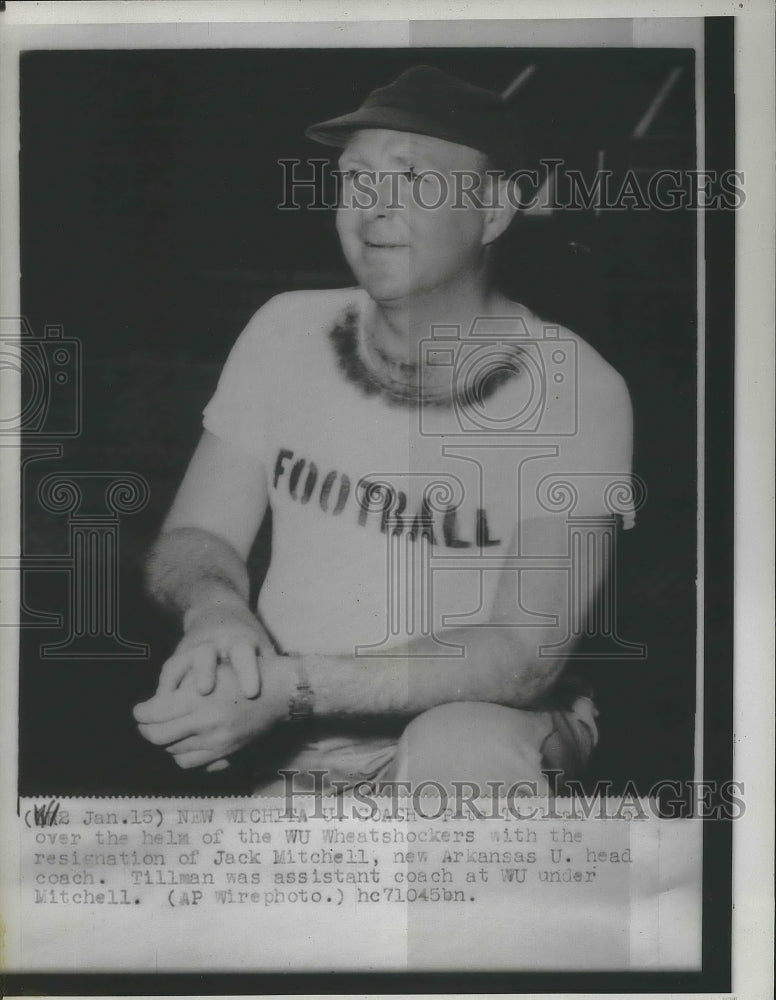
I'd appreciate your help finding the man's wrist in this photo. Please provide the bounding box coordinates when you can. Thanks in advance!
[259,655,305,725]
[183,581,253,631]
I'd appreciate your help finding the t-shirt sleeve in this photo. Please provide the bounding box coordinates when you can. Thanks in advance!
[518,353,640,531]
[202,295,287,464]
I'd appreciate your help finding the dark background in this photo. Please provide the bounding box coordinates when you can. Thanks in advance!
[18,47,698,797]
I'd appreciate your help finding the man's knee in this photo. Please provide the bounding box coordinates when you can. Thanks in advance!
[399,701,534,749]
[388,701,552,790]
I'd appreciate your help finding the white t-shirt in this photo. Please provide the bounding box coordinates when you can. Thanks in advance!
[203,287,636,657]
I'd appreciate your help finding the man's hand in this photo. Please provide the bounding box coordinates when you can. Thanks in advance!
[157,597,275,699]
[134,654,294,770]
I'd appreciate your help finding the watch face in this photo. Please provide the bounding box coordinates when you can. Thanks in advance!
[288,685,315,720]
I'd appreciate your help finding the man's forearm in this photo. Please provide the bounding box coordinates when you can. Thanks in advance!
[296,627,564,720]
[146,526,251,620]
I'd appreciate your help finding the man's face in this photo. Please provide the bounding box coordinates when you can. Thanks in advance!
[335,129,491,305]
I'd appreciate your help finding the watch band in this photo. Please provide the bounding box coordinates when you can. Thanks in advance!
[288,658,315,721]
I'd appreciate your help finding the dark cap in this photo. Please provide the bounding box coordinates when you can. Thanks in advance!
[305,65,518,168]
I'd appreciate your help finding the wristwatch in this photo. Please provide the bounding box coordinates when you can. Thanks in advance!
[288,658,315,721]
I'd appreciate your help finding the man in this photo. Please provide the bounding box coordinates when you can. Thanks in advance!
[134,66,635,796]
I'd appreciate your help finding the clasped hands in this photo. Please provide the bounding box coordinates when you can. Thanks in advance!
[133,601,292,771]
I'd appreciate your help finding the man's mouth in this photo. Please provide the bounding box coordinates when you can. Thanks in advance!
[363,240,408,249]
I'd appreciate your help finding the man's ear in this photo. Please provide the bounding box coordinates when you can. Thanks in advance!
[481,175,519,246]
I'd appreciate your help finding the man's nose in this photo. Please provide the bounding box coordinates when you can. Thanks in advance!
[366,171,403,216]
